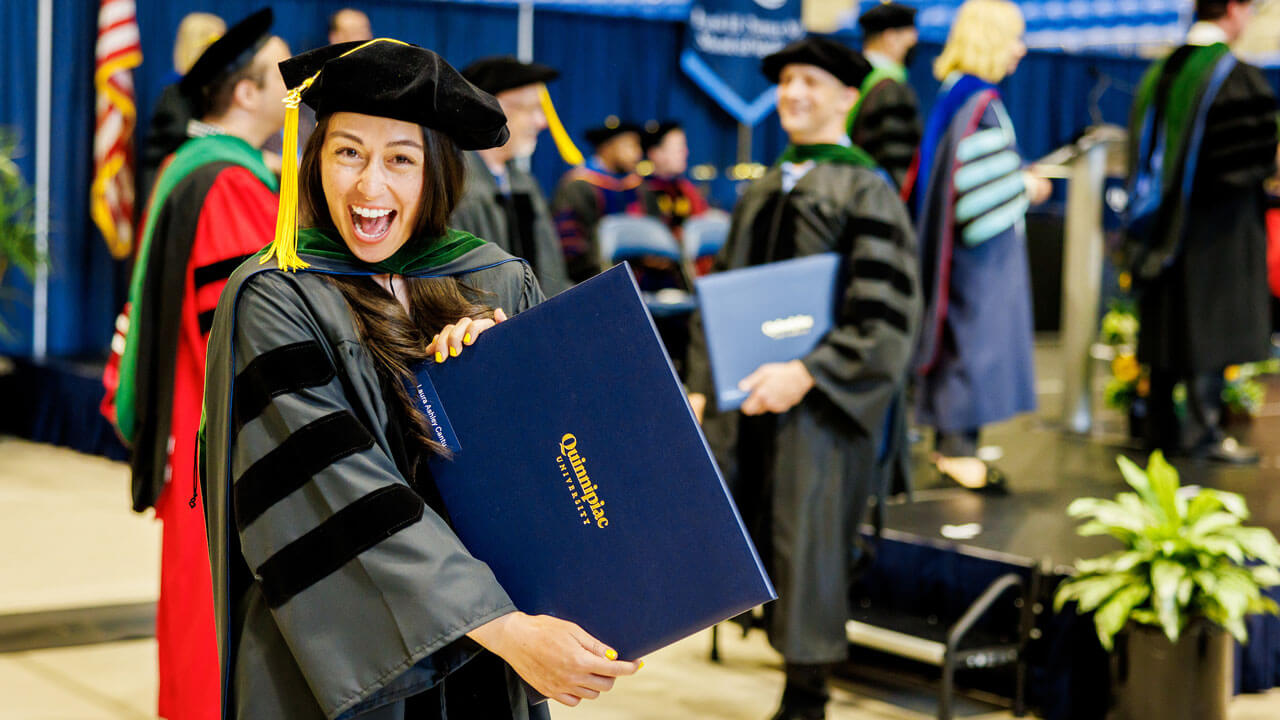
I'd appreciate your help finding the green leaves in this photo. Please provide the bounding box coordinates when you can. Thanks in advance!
[1094,585,1150,651]
[1185,489,1248,524]
[1055,452,1280,652]
[0,127,37,339]
[1151,559,1186,641]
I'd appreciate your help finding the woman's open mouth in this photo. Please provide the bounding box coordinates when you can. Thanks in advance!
[350,205,396,243]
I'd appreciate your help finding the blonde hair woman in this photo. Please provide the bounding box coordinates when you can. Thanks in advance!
[911,0,1051,492]
[932,0,1027,84]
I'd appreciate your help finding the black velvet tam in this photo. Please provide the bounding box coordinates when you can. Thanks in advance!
[461,56,560,96]
[584,117,641,147]
[180,8,273,98]
[761,35,872,89]
[641,120,683,153]
[858,1,918,35]
[278,39,509,151]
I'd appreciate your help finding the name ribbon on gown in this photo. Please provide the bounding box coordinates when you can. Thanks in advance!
[680,0,804,126]
[407,263,776,660]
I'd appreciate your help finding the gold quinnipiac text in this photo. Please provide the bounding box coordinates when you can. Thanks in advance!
[557,433,609,529]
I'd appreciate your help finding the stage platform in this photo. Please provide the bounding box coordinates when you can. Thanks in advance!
[0,356,126,463]
[851,375,1280,719]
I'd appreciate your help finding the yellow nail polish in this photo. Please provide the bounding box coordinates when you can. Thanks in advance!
[435,351,444,363]
[638,660,645,670]
[605,649,618,661]
[464,332,472,345]
[449,346,459,357]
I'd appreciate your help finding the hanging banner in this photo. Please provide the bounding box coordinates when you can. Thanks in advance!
[429,0,693,21]
[680,0,804,127]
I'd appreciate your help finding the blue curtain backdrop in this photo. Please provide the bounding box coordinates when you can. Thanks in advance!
[0,0,37,351]
[1,0,112,359]
[3,0,1278,360]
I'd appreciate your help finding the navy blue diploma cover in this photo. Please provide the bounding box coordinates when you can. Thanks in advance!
[409,264,775,660]
[694,252,841,412]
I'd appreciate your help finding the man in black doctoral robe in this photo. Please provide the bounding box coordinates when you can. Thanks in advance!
[453,57,572,296]
[848,1,922,190]
[687,36,920,720]
[1126,0,1277,463]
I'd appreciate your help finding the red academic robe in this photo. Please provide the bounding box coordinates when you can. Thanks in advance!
[123,140,278,720]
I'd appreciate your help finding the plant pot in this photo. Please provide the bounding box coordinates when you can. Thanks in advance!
[1110,621,1233,720]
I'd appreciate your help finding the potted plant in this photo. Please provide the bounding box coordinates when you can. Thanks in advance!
[1221,360,1278,426]
[0,128,37,343]
[1098,299,1148,439]
[1054,451,1280,720]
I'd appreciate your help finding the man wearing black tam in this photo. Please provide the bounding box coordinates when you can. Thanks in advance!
[201,38,639,719]
[688,34,921,720]
[850,1,922,189]
[552,117,644,283]
[104,9,289,720]
[452,57,571,296]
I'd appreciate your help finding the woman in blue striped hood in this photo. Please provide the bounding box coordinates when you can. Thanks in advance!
[911,0,1053,492]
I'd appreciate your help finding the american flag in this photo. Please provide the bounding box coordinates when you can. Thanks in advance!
[91,0,142,260]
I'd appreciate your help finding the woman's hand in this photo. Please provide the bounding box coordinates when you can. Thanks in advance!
[427,308,508,363]
[466,611,641,706]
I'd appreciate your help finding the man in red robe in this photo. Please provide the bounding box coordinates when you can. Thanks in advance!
[109,9,289,719]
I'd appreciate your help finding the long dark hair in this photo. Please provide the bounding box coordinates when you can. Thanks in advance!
[300,114,491,456]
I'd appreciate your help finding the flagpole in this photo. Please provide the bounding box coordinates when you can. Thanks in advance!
[516,2,534,174]
[34,0,52,361]
[517,2,534,62]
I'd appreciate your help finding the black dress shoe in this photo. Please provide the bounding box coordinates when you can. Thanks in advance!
[1187,437,1260,465]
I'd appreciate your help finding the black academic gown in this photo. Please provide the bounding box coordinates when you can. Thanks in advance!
[850,76,922,190]
[687,160,921,663]
[1135,49,1278,374]
[138,83,195,212]
[452,152,572,296]
[201,238,550,720]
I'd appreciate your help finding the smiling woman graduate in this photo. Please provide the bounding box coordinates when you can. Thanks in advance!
[199,39,638,719]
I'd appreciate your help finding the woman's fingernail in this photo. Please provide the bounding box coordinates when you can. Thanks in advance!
[449,346,459,357]
[637,660,645,670]
[435,351,444,363]
[464,332,472,345]
[605,649,618,661]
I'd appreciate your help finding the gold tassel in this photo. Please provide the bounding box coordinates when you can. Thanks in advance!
[261,74,316,272]
[539,84,584,166]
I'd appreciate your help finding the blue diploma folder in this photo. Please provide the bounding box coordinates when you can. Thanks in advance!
[409,264,774,660]
[694,252,841,412]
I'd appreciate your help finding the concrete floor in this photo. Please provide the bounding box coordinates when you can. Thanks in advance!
[3,435,1280,719]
